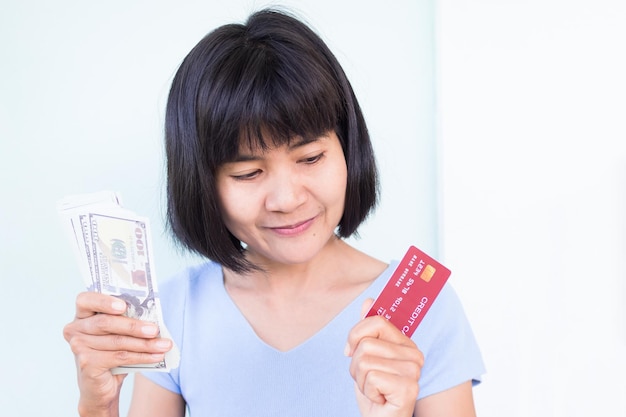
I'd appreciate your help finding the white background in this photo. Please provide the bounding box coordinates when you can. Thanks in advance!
[438,0,626,416]
[0,1,436,415]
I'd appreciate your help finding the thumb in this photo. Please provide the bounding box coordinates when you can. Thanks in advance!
[344,298,376,357]
[360,297,375,319]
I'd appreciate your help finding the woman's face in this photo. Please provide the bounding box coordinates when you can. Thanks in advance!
[216,130,347,267]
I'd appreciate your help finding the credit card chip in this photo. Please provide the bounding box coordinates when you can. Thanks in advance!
[420,265,436,282]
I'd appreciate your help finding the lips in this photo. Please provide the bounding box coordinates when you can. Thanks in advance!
[268,216,316,236]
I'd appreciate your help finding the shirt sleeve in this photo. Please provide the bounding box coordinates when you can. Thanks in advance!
[140,270,188,394]
[413,283,486,399]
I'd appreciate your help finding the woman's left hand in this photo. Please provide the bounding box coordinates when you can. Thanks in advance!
[345,299,424,417]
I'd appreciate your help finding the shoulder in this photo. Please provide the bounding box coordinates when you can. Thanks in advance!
[421,283,467,329]
[158,261,223,300]
[156,260,223,334]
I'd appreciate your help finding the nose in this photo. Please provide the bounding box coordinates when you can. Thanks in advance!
[264,171,307,213]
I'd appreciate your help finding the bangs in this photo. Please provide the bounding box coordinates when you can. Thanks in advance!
[198,25,344,166]
[237,50,343,151]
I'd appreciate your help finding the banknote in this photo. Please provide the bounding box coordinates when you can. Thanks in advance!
[58,191,126,289]
[58,191,180,374]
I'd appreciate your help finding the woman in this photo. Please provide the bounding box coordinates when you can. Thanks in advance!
[63,9,484,417]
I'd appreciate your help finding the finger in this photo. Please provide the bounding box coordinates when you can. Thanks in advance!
[75,347,167,375]
[75,292,127,319]
[71,333,172,355]
[358,370,420,409]
[360,297,375,318]
[345,314,415,357]
[76,313,161,338]
[349,347,423,388]
[69,333,172,378]
[349,338,423,381]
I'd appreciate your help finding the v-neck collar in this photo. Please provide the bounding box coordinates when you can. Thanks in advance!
[217,262,397,354]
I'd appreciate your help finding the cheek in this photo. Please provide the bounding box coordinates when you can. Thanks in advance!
[215,182,241,228]
[216,184,261,236]
[330,160,348,197]
[316,160,348,212]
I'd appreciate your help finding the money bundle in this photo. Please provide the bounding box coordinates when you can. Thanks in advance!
[57,191,180,374]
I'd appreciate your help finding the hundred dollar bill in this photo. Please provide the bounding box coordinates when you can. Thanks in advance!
[58,191,126,289]
[58,191,180,374]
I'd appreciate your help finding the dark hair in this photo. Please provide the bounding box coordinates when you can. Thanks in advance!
[165,8,378,272]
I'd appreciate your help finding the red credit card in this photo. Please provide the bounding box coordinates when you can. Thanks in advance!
[365,246,451,338]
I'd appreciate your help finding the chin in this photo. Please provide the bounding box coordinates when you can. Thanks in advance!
[255,240,330,266]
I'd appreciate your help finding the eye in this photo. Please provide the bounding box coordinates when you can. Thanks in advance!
[300,152,325,165]
[231,169,262,181]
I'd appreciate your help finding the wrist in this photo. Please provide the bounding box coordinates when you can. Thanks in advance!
[77,400,119,417]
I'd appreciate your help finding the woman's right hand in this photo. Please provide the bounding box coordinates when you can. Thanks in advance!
[63,292,172,417]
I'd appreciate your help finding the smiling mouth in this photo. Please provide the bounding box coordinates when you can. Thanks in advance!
[269,217,316,235]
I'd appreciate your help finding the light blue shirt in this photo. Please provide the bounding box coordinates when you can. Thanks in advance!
[144,261,485,416]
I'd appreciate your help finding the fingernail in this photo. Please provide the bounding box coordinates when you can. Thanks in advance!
[141,325,159,336]
[112,300,126,312]
[343,342,351,357]
[155,339,172,350]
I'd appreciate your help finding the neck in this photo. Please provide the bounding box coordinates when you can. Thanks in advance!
[230,237,349,294]
[226,237,388,298]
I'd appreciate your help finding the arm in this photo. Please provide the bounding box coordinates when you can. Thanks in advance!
[63,292,173,417]
[414,381,477,417]
[128,374,186,417]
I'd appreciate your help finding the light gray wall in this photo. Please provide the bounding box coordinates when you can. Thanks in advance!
[0,1,436,415]
[439,1,626,415]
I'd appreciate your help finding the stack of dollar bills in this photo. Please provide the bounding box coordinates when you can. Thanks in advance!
[57,191,179,374]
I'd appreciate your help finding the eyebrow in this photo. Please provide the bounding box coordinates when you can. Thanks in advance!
[228,134,327,163]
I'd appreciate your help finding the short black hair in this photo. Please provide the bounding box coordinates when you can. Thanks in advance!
[165,8,379,272]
